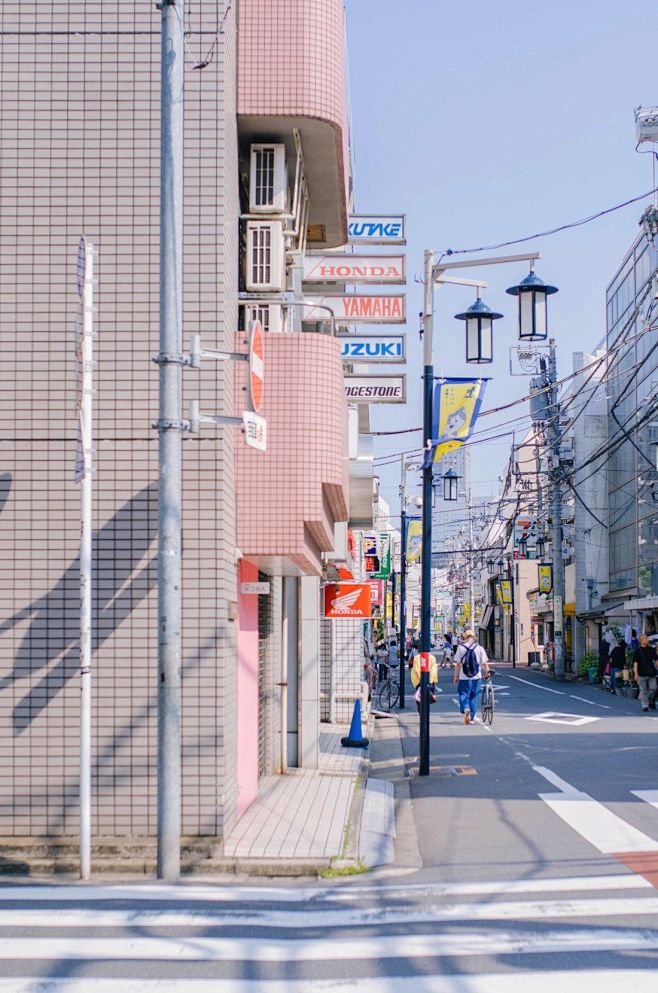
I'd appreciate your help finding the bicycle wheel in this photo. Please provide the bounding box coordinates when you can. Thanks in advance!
[377,680,398,711]
[480,684,490,723]
[481,683,493,725]
[486,684,494,725]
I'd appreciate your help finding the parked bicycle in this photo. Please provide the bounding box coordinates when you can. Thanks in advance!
[480,668,496,725]
[376,666,400,711]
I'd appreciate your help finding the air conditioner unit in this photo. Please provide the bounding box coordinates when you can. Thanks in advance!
[245,221,286,292]
[249,144,288,214]
[244,303,284,334]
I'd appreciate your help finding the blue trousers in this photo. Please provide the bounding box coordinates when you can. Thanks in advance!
[458,679,481,718]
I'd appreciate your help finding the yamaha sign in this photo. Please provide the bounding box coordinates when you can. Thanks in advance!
[338,334,405,363]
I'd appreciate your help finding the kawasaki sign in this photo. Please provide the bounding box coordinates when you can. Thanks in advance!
[338,334,405,363]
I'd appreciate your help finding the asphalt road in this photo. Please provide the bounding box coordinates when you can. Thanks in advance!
[2,664,658,991]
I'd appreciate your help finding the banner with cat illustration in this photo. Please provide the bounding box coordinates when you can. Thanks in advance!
[425,377,488,466]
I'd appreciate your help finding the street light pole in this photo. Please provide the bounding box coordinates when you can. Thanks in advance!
[419,250,435,776]
[398,455,407,709]
[419,249,543,775]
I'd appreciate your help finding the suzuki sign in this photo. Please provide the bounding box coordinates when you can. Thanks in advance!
[348,214,406,245]
[338,334,405,363]
[304,294,406,324]
[303,254,405,285]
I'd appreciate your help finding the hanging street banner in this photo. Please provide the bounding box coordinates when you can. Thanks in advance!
[304,294,406,324]
[345,374,406,403]
[426,377,488,466]
[406,517,423,563]
[338,334,405,363]
[348,214,406,245]
[538,563,553,594]
[323,583,372,619]
[500,580,513,605]
[303,254,405,284]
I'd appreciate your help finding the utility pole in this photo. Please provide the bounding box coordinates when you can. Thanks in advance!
[156,0,185,882]
[467,497,475,629]
[546,340,566,680]
[398,456,407,710]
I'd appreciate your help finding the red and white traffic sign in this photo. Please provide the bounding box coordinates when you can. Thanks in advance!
[248,320,264,414]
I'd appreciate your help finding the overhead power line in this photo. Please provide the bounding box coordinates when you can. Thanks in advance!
[438,187,658,257]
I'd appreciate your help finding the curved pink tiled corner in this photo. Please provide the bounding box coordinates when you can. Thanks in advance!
[236,332,349,576]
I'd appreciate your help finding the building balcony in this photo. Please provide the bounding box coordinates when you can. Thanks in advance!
[237,0,352,248]
[236,331,349,576]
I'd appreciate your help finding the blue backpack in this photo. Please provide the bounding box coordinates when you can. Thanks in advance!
[462,644,480,678]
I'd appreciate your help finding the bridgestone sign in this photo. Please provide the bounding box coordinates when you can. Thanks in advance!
[344,374,406,403]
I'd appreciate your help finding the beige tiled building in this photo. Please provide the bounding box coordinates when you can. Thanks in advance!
[0,0,357,854]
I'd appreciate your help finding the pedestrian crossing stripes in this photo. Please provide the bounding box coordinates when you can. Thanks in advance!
[0,974,654,993]
[0,873,657,991]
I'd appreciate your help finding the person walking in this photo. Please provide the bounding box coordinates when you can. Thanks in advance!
[454,629,490,725]
[632,634,658,712]
[608,639,627,695]
[410,650,438,713]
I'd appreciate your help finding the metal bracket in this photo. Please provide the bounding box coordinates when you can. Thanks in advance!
[152,418,192,432]
[188,334,248,369]
[152,352,188,366]
[188,399,243,433]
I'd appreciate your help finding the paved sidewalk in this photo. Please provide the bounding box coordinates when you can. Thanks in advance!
[224,722,368,865]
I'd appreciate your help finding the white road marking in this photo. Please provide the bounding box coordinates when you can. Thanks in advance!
[526,712,599,726]
[0,874,649,905]
[507,674,566,695]
[569,694,611,709]
[632,790,658,810]
[7,895,658,930]
[0,973,655,993]
[534,765,658,854]
[2,929,658,961]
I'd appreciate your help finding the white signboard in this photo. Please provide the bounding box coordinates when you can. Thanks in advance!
[338,334,405,363]
[344,374,406,403]
[303,254,405,285]
[240,582,271,595]
[348,215,406,245]
[243,410,267,452]
[304,294,406,324]
[553,594,563,636]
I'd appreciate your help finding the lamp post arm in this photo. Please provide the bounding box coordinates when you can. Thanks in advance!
[431,251,541,280]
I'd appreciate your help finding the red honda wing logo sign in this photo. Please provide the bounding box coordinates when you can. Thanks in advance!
[323,583,372,619]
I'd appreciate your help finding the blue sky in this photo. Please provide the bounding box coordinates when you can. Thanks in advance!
[345,0,657,513]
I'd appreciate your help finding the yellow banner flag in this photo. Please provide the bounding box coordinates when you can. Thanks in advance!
[430,378,488,464]
[406,518,422,563]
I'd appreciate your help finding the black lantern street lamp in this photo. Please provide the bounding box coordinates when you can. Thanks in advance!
[443,469,460,502]
[486,558,495,576]
[506,270,558,342]
[497,557,504,573]
[518,536,528,558]
[454,297,503,364]
[536,534,546,558]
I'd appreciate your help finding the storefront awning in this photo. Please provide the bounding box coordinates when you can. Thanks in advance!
[478,604,494,631]
[623,596,658,612]
[577,601,626,620]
